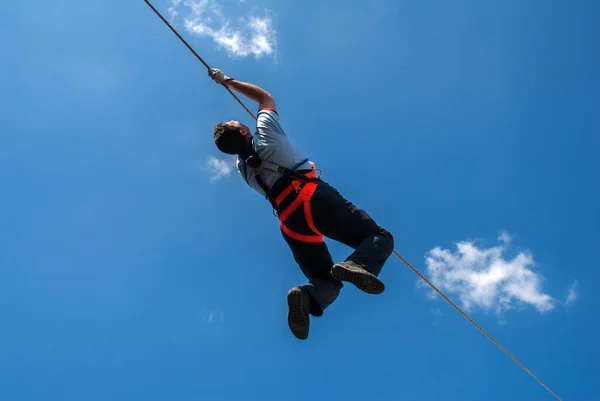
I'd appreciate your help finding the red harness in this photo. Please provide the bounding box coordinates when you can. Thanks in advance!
[273,162,323,243]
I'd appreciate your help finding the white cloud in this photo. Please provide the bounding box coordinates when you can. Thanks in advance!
[498,231,511,246]
[168,0,182,20]
[420,233,556,319]
[199,306,224,324]
[565,281,578,305]
[207,310,224,324]
[170,0,276,58]
[205,156,232,181]
[430,307,443,326]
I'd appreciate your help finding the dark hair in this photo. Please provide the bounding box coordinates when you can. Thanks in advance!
[213,122,246,155]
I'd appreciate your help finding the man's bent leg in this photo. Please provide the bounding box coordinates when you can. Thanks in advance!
[310,182,394,292]
[282,232,343,316]
[281,229,343,339]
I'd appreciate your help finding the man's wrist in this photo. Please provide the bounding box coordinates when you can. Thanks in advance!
[222,77,235,86]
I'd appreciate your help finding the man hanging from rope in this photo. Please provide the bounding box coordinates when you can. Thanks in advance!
[208,68,394,340]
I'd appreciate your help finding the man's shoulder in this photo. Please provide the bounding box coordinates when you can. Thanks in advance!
[256,108,285,137]
[257,108,279,123]
[258,107,278,116]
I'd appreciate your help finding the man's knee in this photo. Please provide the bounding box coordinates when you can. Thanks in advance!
[376,227,395,254]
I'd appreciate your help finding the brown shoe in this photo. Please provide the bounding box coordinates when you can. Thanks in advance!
[287,287,311,340]
[331,261,385,294]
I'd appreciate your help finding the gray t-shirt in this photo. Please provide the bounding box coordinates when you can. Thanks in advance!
[236,109,311,197]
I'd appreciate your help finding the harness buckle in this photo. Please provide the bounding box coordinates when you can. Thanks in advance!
[291,180,303,193]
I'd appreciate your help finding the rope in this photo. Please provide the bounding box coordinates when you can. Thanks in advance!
[142,0,257,121]
[392,251,562,401]
[142,1,562,399]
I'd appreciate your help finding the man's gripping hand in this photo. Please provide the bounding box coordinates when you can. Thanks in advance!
[207,69,276,111]
[208,68,234,85]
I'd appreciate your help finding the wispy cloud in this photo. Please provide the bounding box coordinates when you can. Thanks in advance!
[205,156,232,181]
[167,0,182,21]
[419,233,556,320]
[565,281,578,305]
[169,0,276,58]
[430,307,443,326]
[199,306,225,325]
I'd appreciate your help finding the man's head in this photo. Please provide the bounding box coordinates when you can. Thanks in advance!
[213,120,252,155]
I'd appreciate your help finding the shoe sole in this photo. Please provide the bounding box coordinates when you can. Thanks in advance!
[287,289,309,340]
[331,263,385,294]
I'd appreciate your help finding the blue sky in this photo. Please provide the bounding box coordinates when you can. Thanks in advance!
[1,0,599,400]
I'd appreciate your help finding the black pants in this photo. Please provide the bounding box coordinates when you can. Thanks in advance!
[279,180,394,316]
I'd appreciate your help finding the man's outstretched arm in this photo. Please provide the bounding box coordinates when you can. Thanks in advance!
[225,80,277,112]
[208,68,276,112]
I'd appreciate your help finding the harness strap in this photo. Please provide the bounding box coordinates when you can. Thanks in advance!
[244,145,309,200]
[242,148,322,243]
[252,169,270,196]
[274,163,323,243]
